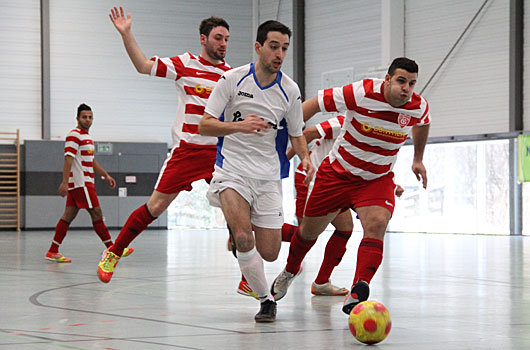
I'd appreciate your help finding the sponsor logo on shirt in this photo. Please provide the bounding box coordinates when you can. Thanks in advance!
[237,90,254,98]
[397,113,412,128]
[361,123,407,140]
[194,84,213,95]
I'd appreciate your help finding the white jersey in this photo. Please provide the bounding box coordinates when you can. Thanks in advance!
[296,115,345,175]
[205,63,304,180]
[150,52,231,148]
[64,128,95,189]
[318,78,430,180]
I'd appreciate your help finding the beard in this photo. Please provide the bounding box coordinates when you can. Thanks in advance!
[205,44,225,61]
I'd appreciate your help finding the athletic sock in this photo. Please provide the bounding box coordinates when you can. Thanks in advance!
[109,204,156,255]
[314,230,352,285]
[281,223,297,242]
[285,228,317,275]
[237,247,273,301]
[93,219,112,248]
[353,238,384,284]
[49,219,69,253]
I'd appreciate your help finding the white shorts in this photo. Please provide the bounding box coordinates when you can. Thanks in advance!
[207,166,284,229]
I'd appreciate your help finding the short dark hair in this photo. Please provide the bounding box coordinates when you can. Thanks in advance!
[388,57,419,76]
[77,103,91,117]
[256,20,291,45]
[199,16,229,37]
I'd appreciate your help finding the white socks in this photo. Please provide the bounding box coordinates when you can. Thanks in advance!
[237,247,274,302]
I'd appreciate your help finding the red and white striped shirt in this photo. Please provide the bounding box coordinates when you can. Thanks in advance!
[318,78,430,181]
[296,115,345,175]
[150,52,231,148]
[64,128,95,189]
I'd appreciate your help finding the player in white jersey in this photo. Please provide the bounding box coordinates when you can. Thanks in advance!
[98,7,230,283]
[271,57,430,315]
[46,104,133,262]
[199,20,314,322]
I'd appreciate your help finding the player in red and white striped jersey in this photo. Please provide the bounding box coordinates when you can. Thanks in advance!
[46,104,132,263]
[98,7,231,283]
[283,116,352,296]
[271,57,430,315]
[280,115,404,296]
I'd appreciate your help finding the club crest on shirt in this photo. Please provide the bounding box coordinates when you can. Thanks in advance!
[397,113,412,128]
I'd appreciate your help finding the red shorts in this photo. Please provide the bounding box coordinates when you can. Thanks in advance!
[154,146,217,194]
[294,172,309,218]
[66,185,100,209]
[304,158,396,217]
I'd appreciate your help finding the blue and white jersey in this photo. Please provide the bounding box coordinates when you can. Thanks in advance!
[204,63,304,180]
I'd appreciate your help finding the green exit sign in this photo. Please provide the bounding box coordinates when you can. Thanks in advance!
[96,143,113,154]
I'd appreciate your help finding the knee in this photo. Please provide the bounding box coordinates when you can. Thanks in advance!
[92,212,103,222]
[234,231,254,252]
[260,248,279,262]
[363,216,388,238]
[61,211,76,223]
[146,200,166,217]
[299,223,320,241]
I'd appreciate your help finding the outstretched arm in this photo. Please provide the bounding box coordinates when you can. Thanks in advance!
[109,6,154,74]
[411,124,430,189]
[302,96,321,122]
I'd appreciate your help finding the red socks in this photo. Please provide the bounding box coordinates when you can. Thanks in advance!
[314,230,352,285]
[93,219,112,248]
[281,223,297,242]
[353,238,383,284]
[285,228,317,275]
[110,204,156,255]
[49,219,69,253]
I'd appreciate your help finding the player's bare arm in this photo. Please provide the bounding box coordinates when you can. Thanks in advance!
[58,156,74,197]
[290,135,315,186]
[411,124,430,189]
[286,125,321,160]
[302,96,321,122]
[199,113,270,136]
[109,6,154,74]
[93,159,116,189]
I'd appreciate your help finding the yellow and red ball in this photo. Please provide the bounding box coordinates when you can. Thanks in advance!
[348,300,391,344]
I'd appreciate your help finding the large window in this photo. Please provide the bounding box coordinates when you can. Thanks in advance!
[389,140,511,235]
[167,139,528,235]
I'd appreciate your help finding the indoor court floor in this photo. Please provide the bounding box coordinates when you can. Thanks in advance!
[1,228,529,349]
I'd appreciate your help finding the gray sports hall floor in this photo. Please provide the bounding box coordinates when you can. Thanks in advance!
[1,229,529,349]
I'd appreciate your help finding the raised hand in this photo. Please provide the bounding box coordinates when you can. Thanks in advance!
[109,6,131,35]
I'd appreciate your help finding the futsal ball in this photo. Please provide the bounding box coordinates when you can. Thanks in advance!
[348,300,391,344]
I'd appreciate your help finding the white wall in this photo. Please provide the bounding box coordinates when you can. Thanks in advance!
[305,0,382,125]
[259,0,294,77]
[1,1,526,145]
[0,0,41,141]
[405,0,510,137]
[48,0,253,146]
